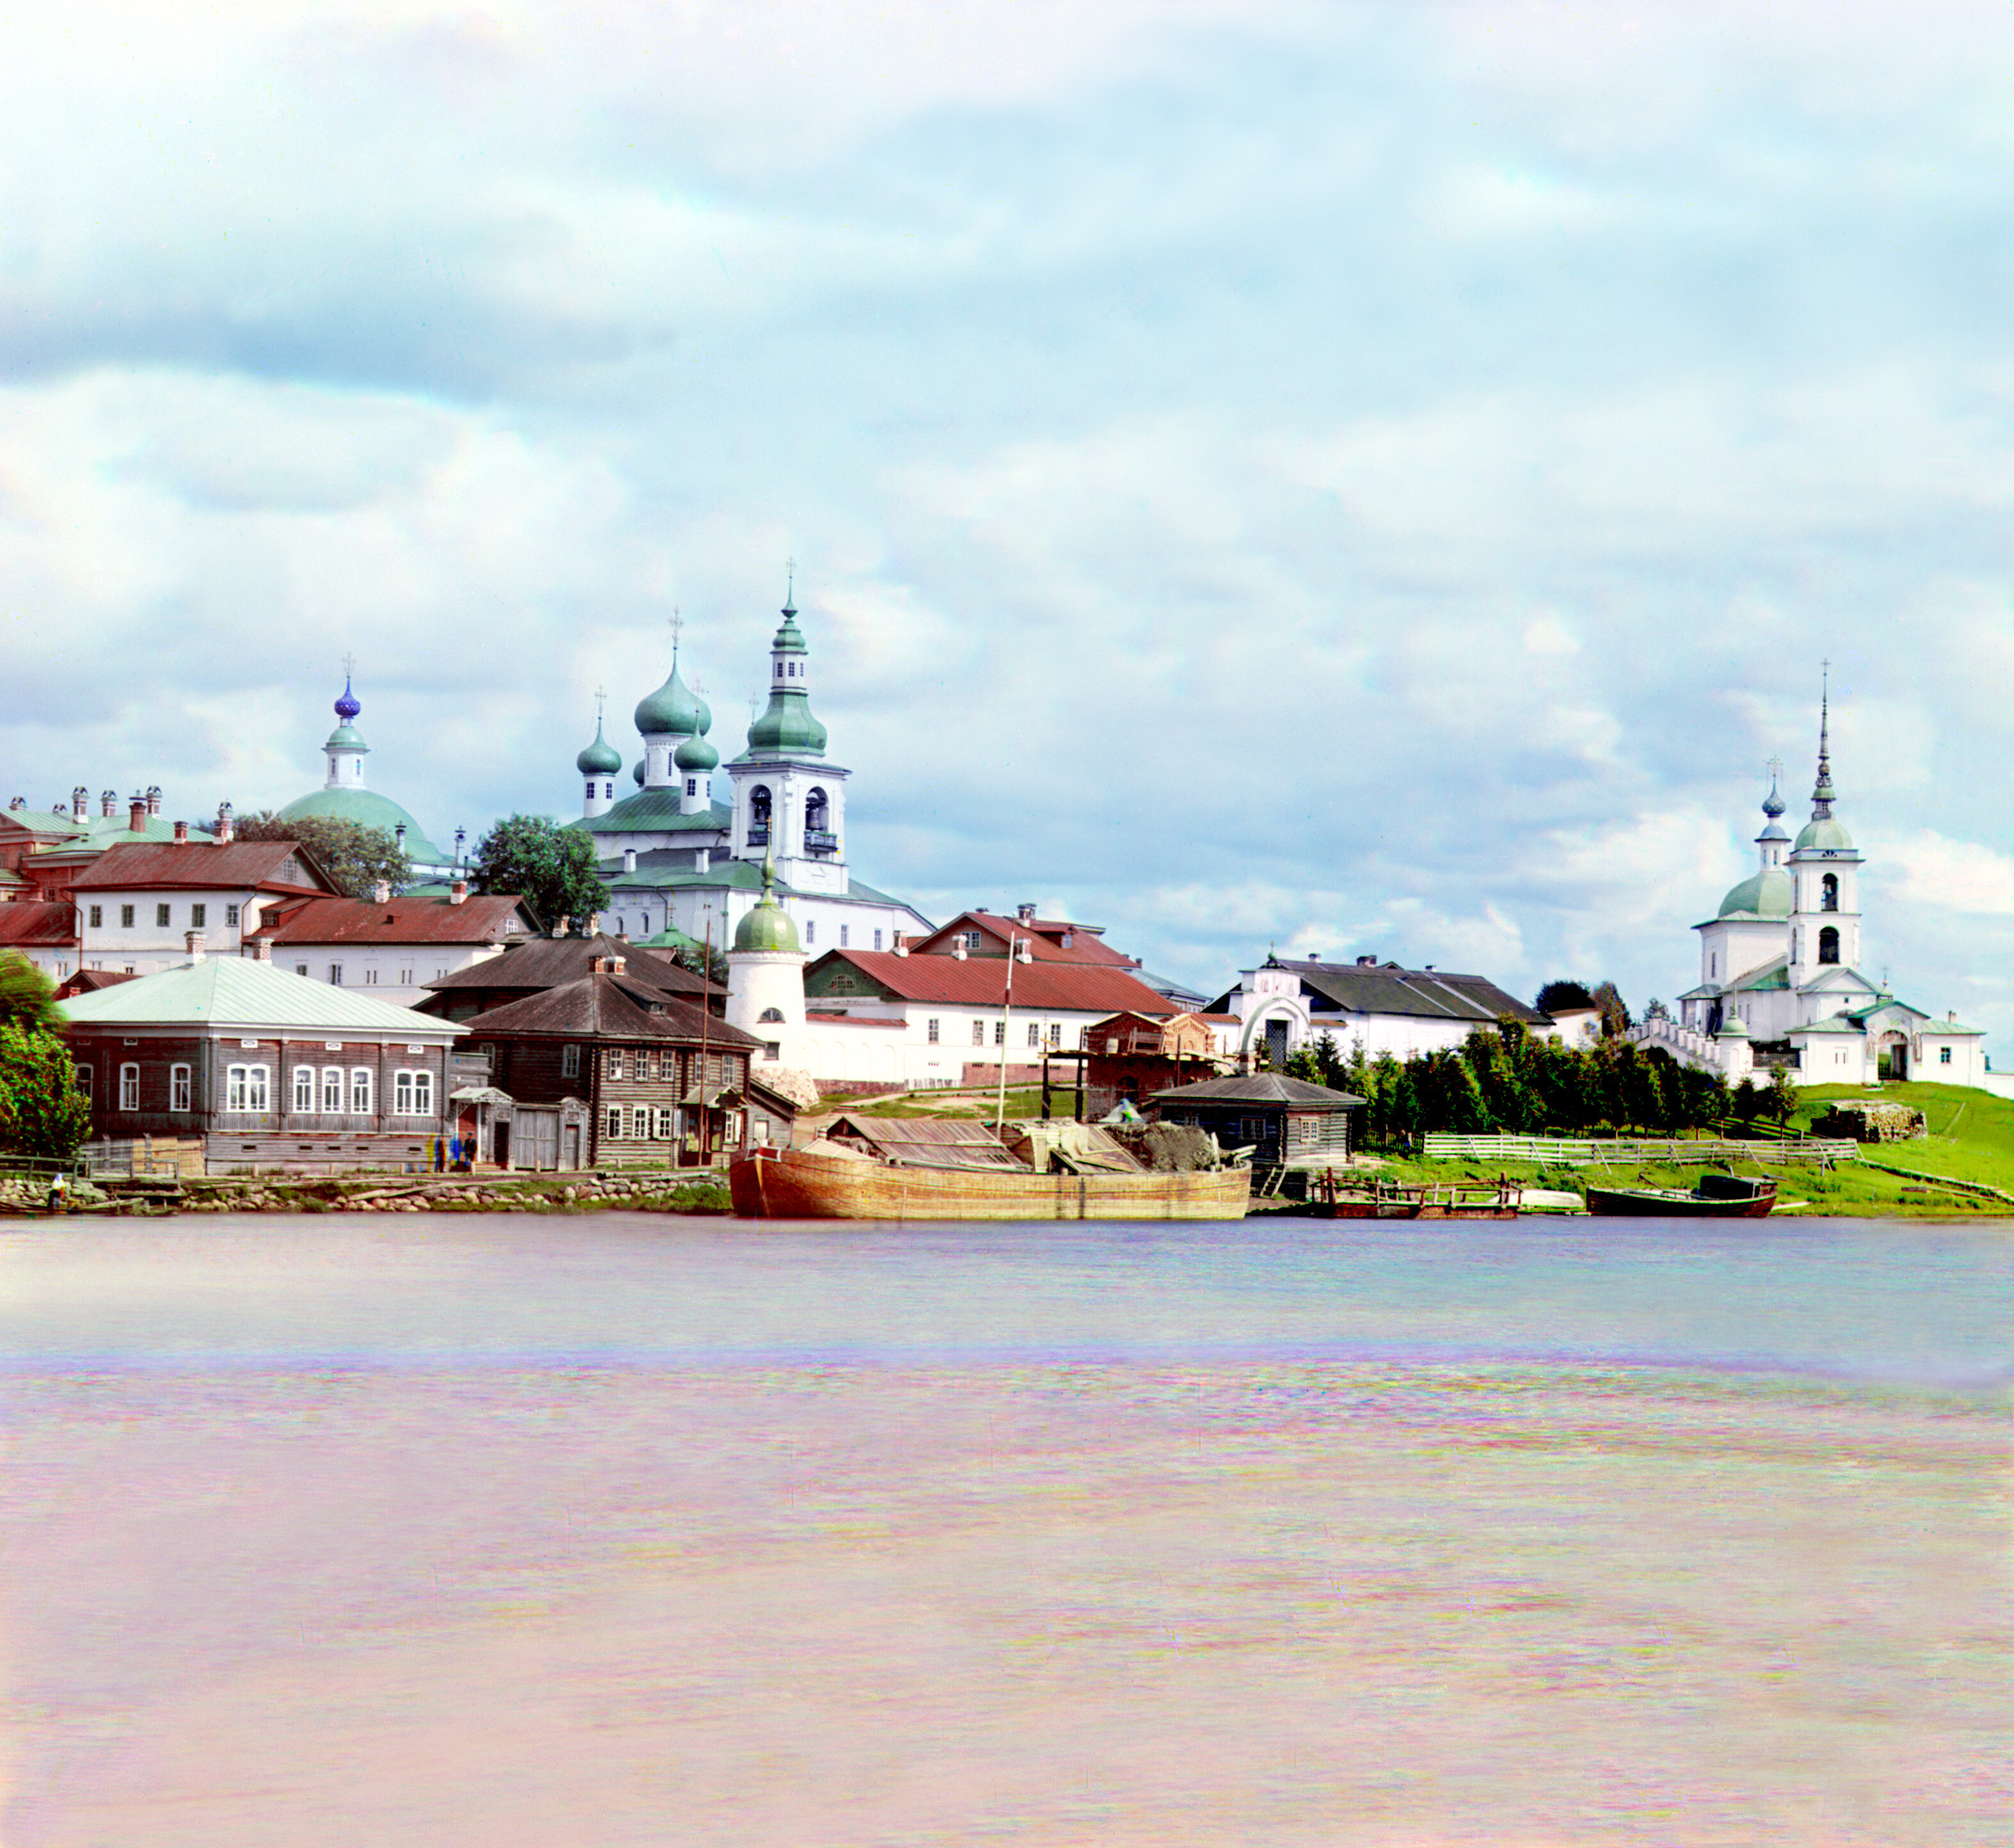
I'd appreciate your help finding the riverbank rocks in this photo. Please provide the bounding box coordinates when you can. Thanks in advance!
[1814,1101,1928,1143]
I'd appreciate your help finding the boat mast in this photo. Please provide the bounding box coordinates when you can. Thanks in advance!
[994,932,1031,1132]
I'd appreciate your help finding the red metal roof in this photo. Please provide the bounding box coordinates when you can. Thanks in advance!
[0,902,76,947]
[250,894,535,947]
[910,911,1139,967]
[809,949,1175,1015]
[69,841,339,894]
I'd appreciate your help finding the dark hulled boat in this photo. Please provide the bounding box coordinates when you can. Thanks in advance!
[1584,1173,1778,1217]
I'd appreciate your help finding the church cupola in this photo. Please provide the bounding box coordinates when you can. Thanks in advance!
[675,723,720,814]
[577,706,623,818]
[1755,761,1790,870]
[634,634,711,789]
[323,675,371,791]
[743,577,829,759]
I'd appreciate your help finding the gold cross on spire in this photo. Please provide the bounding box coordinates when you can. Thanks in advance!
[594,686,607,721]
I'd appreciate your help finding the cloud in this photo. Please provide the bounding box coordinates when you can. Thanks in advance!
[1882,833,2014,917]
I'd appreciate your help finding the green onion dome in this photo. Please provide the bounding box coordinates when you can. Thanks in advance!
[1794,816,1854,851]
[675,727,720,773]
[732,845,800,952]
[632,759,645,787]
[634,661,710,739]
[1718,868,1794,919]
[577,718,623,776]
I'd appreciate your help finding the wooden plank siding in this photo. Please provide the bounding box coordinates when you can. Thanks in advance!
[478,1036,753,1168]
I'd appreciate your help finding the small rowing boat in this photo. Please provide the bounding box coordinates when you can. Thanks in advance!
[1584,1173,1778,1217]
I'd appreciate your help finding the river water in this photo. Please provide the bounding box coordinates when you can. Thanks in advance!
[3,1212,2008,1845]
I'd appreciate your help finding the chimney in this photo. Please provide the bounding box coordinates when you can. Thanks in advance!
[146,785,161,816]
[129,795,147,835]
[1949,1011,1958,1025]
[1017,903,1036,924]
[184,931,205,963]
[894,942,909,957]
[596,954,627,975]
[623,849,637,874]
[101,789,117,818]
[373,881,391,905]
[1357,955,1375,967]
[449,879,468,906]
[251,937,271,961]
[216,802,234,844]
[71,787,87,819]
[696,848,710,875]
[7,797,22,812]
[173,819,189,844]
[953,941,969,961]
[558,914,572,938]
[587,912,600,937]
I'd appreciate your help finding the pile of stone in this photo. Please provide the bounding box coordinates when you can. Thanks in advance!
[1813,1100,1928,1143]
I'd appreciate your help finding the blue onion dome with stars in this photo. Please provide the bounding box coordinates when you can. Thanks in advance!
[277,670,452,868]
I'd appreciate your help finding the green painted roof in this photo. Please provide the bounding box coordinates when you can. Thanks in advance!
[276,787,451,866]
[1718,867,1793,919]
[324,725,369,752]
[1791,1015,1863,1036]
[1727,956,1791,993]
[629,924,706,954]
[59,956,466,1034]
[733,847,800,954]
[1716,1016,1751,1037]
[1794,816,1855,851]
[577,718,623,775]
[634,661,709,738]
[577,791,734,835]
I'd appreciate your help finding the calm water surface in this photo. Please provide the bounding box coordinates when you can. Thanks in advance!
[3,1213,2009,1846]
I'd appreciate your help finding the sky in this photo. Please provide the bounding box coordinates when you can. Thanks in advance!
[2,0,2011,1054]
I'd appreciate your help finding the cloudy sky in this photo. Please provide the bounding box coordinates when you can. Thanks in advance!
[3,0,2010,1052]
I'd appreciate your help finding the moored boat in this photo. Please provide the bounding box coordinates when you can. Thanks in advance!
[1585,1173,1778,1217]
[729,1144,1252,1221]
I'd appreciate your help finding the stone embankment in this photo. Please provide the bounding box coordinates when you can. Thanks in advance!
[4,1171,732,1218]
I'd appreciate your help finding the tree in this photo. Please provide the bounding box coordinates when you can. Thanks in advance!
[0,956,90,1161]
[1765,1063,1800,1129]
[1535,979,1595,1015]
[234,812,412,899]
[665,941,729,988]
[1590,980,1633,1039]
[471,816,604,930]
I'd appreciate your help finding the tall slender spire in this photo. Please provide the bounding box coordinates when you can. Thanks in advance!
[1810,661,1837,819]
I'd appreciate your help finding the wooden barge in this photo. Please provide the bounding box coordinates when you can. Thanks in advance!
[1585,1173,1778,1217]
[729,1145,1252,1222]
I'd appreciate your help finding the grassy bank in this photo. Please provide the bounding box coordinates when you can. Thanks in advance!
[1367,1081,2014,1217]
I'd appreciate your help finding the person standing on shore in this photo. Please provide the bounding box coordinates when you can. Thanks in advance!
[46,1171,68,1217]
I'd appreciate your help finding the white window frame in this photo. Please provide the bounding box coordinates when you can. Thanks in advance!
[392,1069,434,1117]
[654,1105,674,1139]
[293,1066,314,1111]
[972,1020,985,1045]
[927,1018,940,1043]
[328,963,343,986]
[75,1063,93,1102]
[321,1067,344,1113]
[170,1063,191,1112]
[227,1065,269,1113]
[631,1105,650,1139]
[607,1049,625,1080]
[350,1068,373,1114]
[119,1062,140,1110]
[605,1104,623,1141]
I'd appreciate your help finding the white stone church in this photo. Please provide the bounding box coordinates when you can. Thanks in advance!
[1641,696,1989,1088]
[569,586,932,957]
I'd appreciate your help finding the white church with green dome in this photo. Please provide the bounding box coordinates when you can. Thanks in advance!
[1648,691,1989,1088]
[568,583,932,956]
[276,678,458,880]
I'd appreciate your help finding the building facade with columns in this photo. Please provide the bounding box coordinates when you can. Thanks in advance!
[571,586,932,956]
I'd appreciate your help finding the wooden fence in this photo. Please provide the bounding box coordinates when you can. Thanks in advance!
[1421,1133,1858,1168]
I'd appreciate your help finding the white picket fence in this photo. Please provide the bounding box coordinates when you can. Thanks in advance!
[1421,1133,1858,1168]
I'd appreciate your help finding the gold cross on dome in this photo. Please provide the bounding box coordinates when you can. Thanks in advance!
[595,686,607,720]
[341,651,357,677]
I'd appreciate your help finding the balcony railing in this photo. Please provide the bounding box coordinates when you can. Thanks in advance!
[745,826,769,846]
[803,829,838,853]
